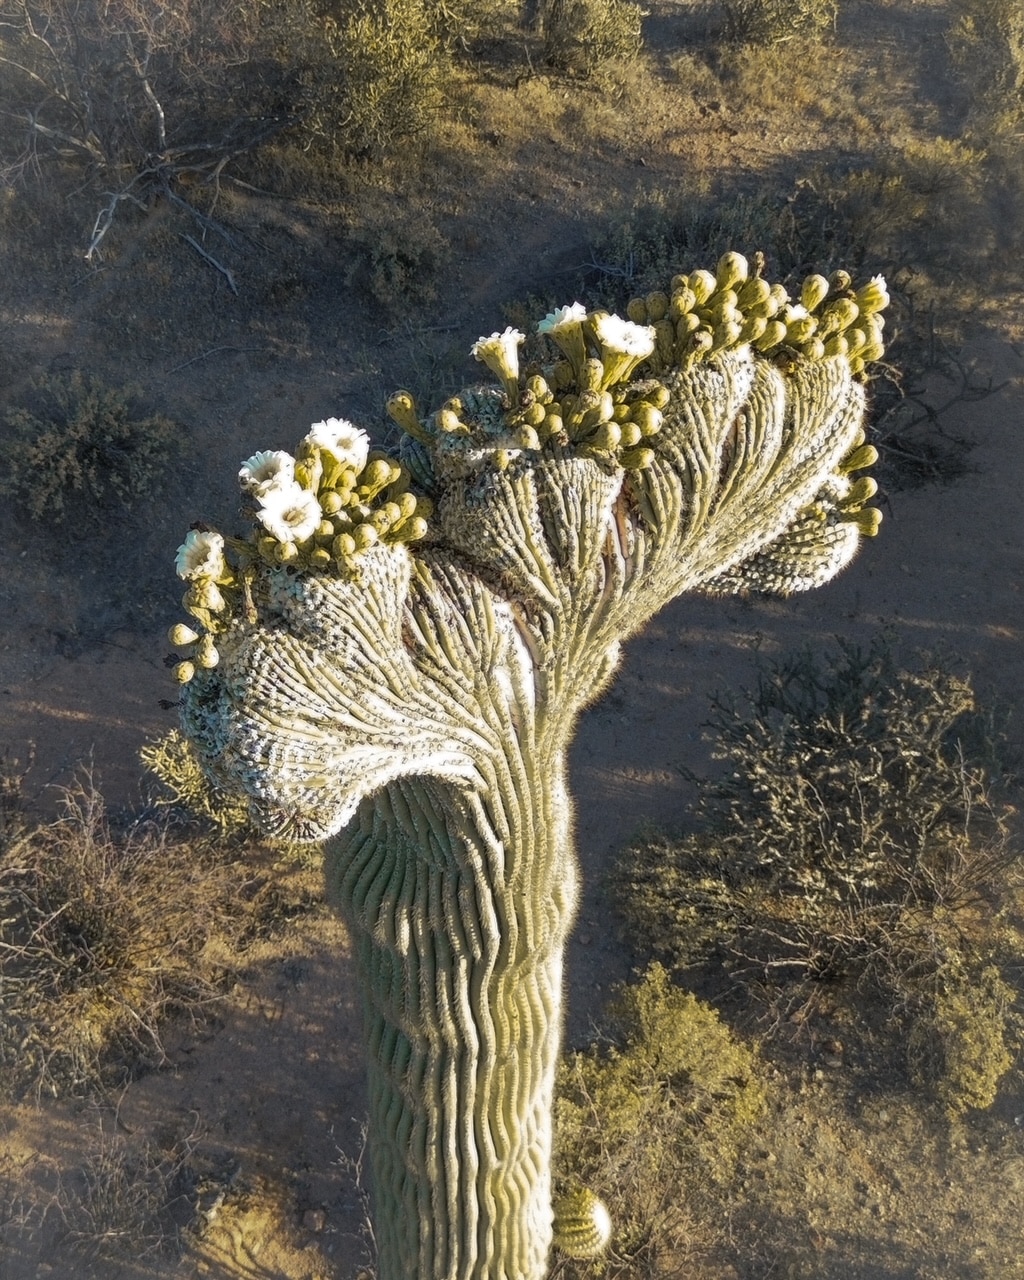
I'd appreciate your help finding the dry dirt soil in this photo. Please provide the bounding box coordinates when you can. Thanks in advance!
[1,2,1023,1277]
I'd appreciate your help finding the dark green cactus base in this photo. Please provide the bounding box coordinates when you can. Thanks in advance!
[326,774,577,1280]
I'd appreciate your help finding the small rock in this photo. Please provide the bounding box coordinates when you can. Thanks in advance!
[302,1208,327,1233]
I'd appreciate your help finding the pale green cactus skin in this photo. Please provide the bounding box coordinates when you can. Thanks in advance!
[182,344,874,1280]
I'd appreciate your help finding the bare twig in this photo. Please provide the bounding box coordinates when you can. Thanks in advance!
[179,233,238,293]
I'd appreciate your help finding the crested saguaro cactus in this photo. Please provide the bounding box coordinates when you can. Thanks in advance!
[170,254,886,1280]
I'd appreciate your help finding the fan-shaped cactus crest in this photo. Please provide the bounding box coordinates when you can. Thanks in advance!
[170,255,886,1280]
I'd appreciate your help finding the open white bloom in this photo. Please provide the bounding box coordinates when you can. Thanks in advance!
[175,529,226,581]
[304,418,371,473]
[591,313,656,359]
[239,450,296,495]
[256,483,322,544]
[470,328,524,398]
[537,302,588,335]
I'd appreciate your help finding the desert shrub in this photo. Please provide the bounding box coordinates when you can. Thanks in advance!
[555,963,764,1270]
[946,0,1024,133]
[0,777,236,1097]
[140,729,253,839]
[59,1127,200,1262]
[540,0,645,77]
[719,0,838,45]
[0,371,179,522]
[345,211,449,310]
[296,0,449,158]
[907,961,1015,1118]
[612,637,1021,1109]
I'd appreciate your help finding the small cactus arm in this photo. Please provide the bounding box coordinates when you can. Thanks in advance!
[170,256,886,1280]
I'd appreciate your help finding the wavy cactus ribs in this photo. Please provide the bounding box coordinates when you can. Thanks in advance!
[171,254,887,1280]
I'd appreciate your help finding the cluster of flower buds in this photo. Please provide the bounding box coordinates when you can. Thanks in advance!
[386,311,670,472]
[626,253,889,379]
[168,418,430,683]
[834,432,884,537]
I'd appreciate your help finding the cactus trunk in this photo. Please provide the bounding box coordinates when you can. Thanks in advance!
[327,770,577,1280]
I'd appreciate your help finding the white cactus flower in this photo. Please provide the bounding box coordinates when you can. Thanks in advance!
[239,450,296,495]
[590,313,656,359]
[470,328,525,398]
[537,303,588,335]
[305,418,371,473]
[255,483,323,544]
[175,529,227,581]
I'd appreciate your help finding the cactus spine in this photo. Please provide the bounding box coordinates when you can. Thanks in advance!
[173,255,886,1280]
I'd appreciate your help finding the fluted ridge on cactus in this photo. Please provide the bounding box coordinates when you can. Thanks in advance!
[170,253,887,1280]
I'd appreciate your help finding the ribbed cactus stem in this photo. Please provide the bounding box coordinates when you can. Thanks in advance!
[328,772,576,1280]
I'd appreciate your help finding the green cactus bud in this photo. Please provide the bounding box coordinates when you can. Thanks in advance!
[801,273,830,312]
[275,540,299,564]
[654,318,676,362]
[770,282,790,310]
[168,623,200,647]
[586,421,622,451]
[618,420,643,448]
[631,403,663,436]
[353,523,379,551]
[522,401,547,427]
[819,297,859,336]
[386,390,432,444]
[645,384,671,409]
[801,337,826,360]
[716,250,748,290]
[542,411,565,440]
[846,475,879,506]
[849,507,882,536]
[786,315,817,345]
[713,319,743,350]
[172,660,196,684]
[688,269,717,305]
[320,490,343,515]
[517,424,542,450]
[645,291,669,322]
[754,319,788,351]
[739,314,768,343]
[526,374,553,403]
[332,532,356,559]
[399,514,429,542]
[823,334,849,359]
[841,442,879,473]
[626,297,648,325]
[581,358,605,391]
[828,268,853,294]
[676,313,702,341]
[493,448,511,471]
[669,286,697,317]
[619,444,656,469]
[438,408,468,434]
[737,276,772,309]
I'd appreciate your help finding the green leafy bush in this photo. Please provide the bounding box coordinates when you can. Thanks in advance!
[612,638,1021,1111]
[541,0,645,77]
[719,0,838,45]
[0,371,179,522]
[555,964,764,1269]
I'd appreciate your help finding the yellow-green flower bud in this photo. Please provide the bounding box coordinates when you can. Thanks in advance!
[587,421,622,451]
[737,276,772,309]
[195,635,220,669]
[823,334,849,358]
[754,319,788,351]
[828,268,853,294]
[526,374,552,403]
[317,519,335,542]
[801,273,830,312]
[846,475,879,506]
[581,358,605,391]
[786,316,817,344]
[168,623,200,647]
[676,313,702,341]
[669,287,697,317]
[275,541,299,564]
[360,458,394,494]
[801,337,826,360]
[688,270,717,305]
[626,297,648,325]
[517,424,542,450]
[713,319,743,350]
[333,532,356,559]
[320,490,343,515]
[438,408,467,434]
[542,411,565,440]
[184,579,226,613]
[310,547,333,568]
[401,515,429,542]
[353,523,379,551]
[631,403,663,435]
[619,445,655,470]
[841,442,879,473]
[853,507,882,536]
[654,319,676,362]
[645,384,671,409]
[522,401,547,427]
[770,283,790,310]
[386,390,432,444]
[618,421,642,448]
[173,660,196,685]
[716,251,748,290]
[645,291,669,322]
[739,314,768,343]
[819,297,859,336]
